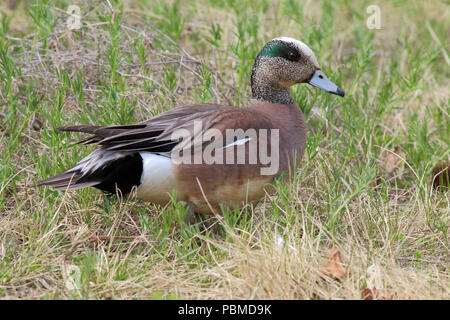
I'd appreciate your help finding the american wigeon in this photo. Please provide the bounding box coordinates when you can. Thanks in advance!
[39,37,344,216]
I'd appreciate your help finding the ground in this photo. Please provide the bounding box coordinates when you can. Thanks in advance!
[0,0,448,299]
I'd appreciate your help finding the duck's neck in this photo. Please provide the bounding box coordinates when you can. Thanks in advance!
[250,60,295,105]
[251,84,294,105]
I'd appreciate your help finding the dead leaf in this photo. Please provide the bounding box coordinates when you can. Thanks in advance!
[432,162,449,190]
[361,287,378,300]
[319,247,345,280]
[361,287,393,300]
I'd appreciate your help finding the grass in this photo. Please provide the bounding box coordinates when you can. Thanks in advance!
[0,0,448,299]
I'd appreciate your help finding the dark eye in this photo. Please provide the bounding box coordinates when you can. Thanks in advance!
[286,50,298,61]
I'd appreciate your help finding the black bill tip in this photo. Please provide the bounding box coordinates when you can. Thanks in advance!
[307,70,345,98]
[335,87,345,97]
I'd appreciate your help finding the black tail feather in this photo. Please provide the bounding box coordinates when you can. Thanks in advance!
[38,152,143,194]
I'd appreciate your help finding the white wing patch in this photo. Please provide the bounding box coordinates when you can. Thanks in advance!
[222,137,252,149]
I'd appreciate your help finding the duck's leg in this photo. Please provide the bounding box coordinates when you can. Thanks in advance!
[184,202,213,232]
[184,202,197,225]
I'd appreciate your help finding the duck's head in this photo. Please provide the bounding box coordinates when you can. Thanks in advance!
[251,37,345,104]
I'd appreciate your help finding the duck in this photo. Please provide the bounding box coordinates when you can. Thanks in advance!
[38,37,345,218]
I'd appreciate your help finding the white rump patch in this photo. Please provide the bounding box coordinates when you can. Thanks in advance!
[135,152,176,203]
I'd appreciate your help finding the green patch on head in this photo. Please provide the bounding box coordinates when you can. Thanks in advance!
[258,40,286,58]
[257,40,300,62]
